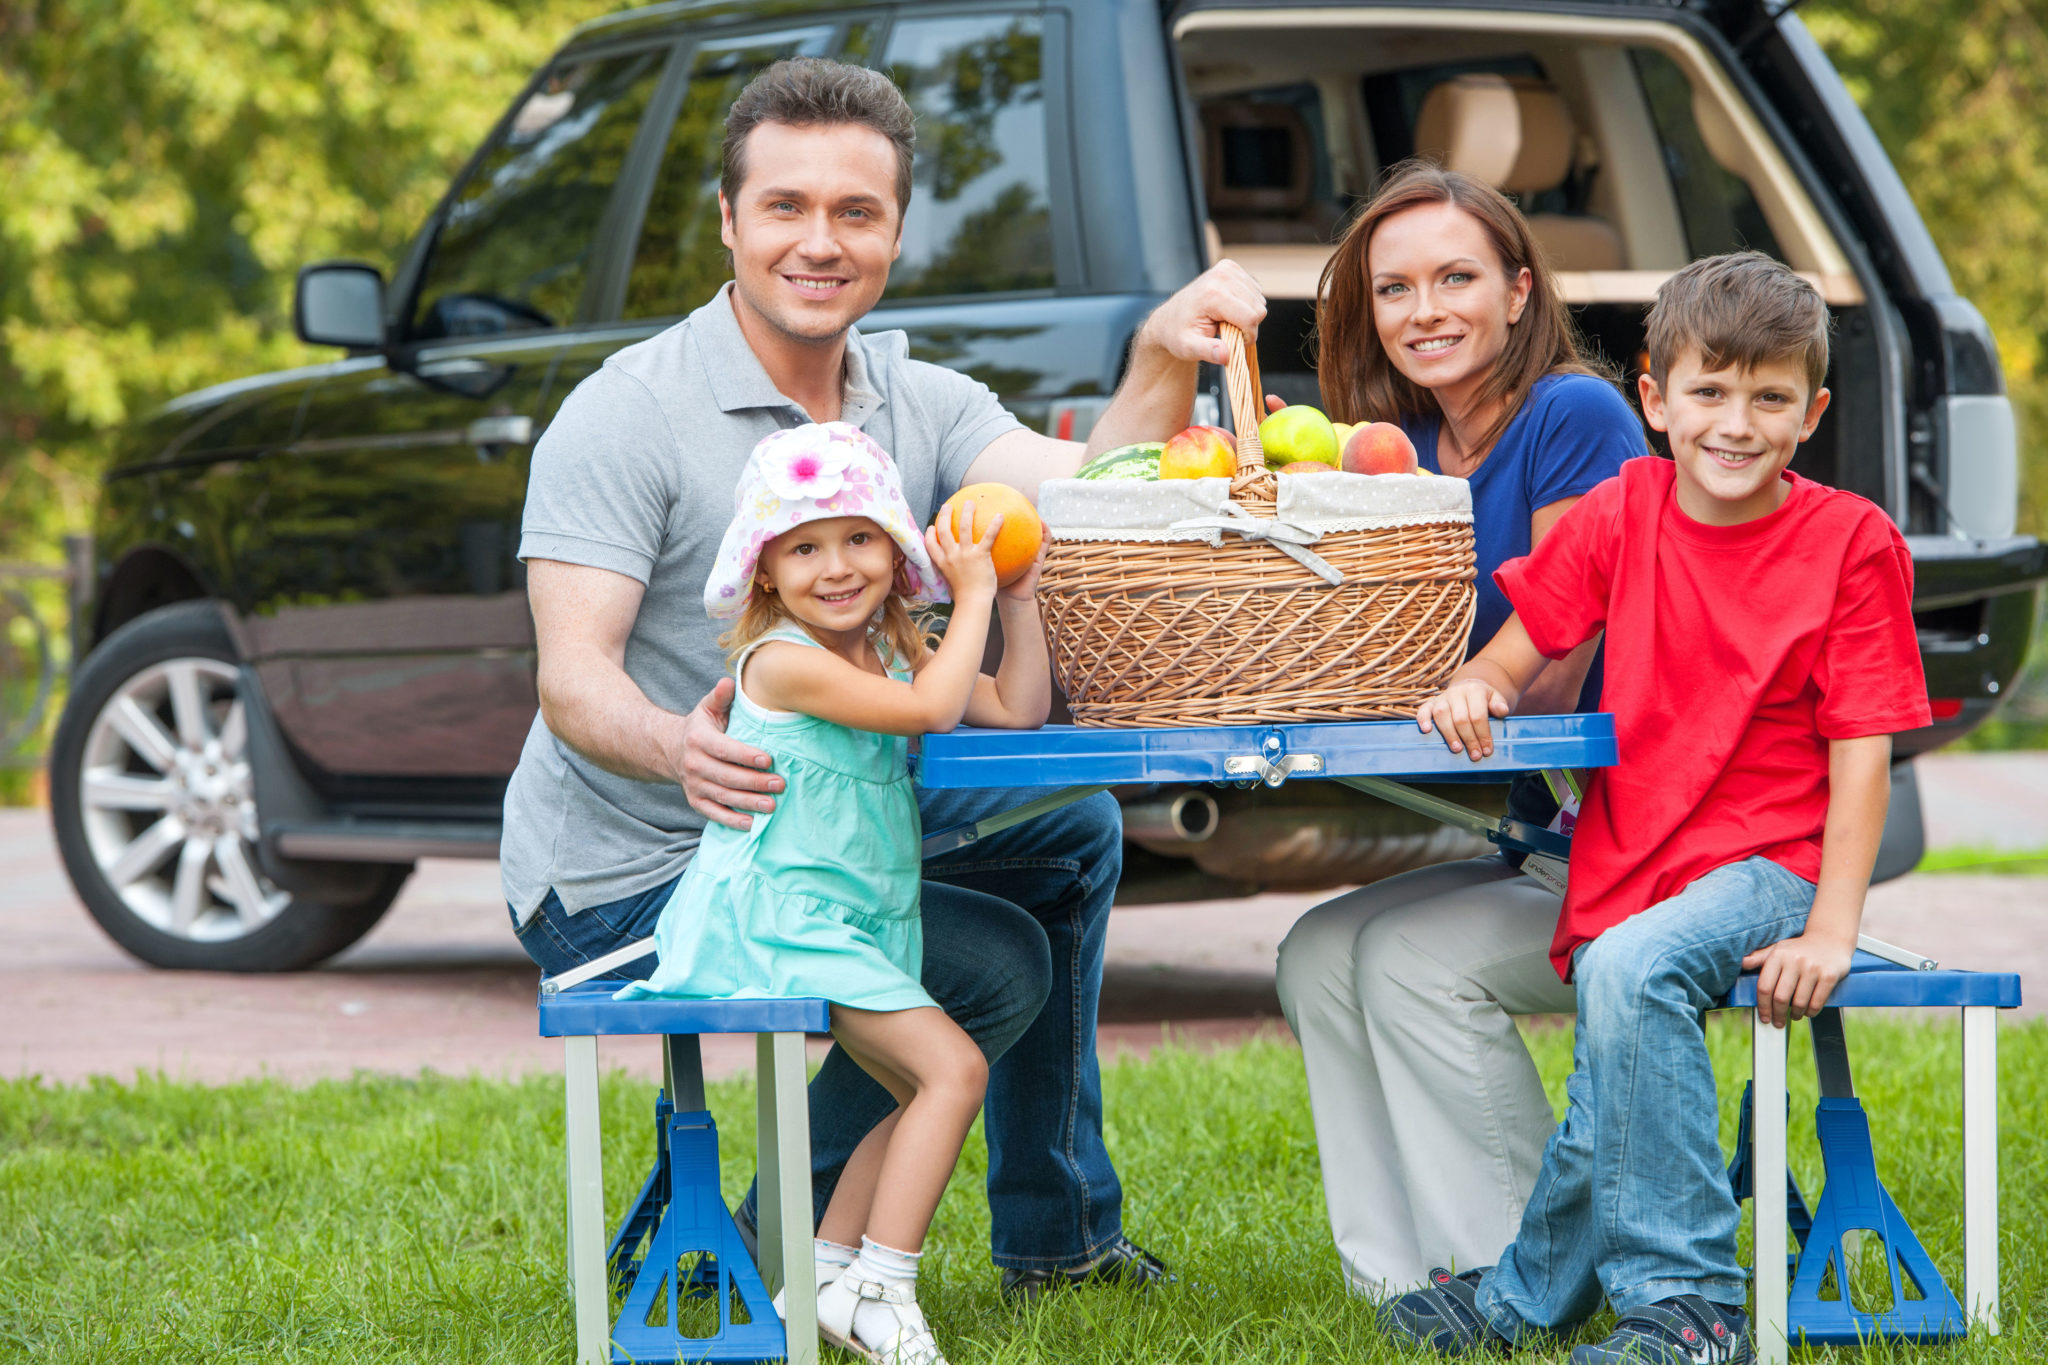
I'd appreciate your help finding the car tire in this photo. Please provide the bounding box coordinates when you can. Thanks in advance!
[49,601,412,971]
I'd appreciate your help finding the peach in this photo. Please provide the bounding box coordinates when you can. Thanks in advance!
[1159,424,1238,480]
[1276,460,1339,476]
[1341,421,1419,476]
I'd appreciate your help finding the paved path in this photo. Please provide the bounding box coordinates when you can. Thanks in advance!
[7,752,2043,1085]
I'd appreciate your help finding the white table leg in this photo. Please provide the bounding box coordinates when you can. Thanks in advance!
[1752,1011,1789,1365]
[1963,1006,2000,1335]
[564,1035,610,1365]
[759,1031,817,1365]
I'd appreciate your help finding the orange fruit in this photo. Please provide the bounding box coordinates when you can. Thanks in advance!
[935,482,1044,586]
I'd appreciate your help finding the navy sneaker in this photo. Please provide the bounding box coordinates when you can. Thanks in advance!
[1378,1268,1514,1357]
[998,1237,1174,1304]
[1572,1295,1751,1365]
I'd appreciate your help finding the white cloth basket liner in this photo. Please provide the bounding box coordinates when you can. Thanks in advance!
[1039,471,1471,544]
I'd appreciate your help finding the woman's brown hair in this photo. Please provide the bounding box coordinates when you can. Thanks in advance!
[1316,160,1609,460]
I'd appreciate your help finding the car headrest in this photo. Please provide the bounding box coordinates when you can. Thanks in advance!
[1414,74,1576,196]
[1202,100,1314,215]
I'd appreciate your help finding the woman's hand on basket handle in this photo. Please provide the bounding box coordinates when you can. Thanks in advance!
[1417,615,1550,761]
[1081,261,1267,458]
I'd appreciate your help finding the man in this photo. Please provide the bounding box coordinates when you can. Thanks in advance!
[504,56,1264,1298]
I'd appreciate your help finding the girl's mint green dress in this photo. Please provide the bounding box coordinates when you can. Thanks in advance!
[616,625,935,1012]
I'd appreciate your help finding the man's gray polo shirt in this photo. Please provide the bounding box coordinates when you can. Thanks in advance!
[502,283,1023,923]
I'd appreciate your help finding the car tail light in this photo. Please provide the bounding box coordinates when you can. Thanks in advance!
[1928,698,1964,721]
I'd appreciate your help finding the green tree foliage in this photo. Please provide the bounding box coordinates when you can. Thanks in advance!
[1807,0,2048,534]
[0,0,609,567]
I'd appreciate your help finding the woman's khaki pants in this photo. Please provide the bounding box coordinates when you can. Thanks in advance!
[1275,857,1577,1296]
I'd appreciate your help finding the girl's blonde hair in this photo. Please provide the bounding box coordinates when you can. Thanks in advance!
[718,579,936,672]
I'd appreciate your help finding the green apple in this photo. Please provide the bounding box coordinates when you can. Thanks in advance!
[1257,405,1338,470]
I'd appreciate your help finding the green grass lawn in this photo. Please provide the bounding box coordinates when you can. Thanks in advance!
[1917,846,2048,876]
[3,1016,2043,1362]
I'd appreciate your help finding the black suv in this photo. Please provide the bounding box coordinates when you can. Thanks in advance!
[53,0,2045,970]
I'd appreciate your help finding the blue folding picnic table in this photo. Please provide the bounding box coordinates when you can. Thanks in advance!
[544,711,2015,1364]
[912,714,1610,871]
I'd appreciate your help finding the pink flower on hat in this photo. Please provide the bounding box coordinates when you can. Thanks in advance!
[762,439,851,501]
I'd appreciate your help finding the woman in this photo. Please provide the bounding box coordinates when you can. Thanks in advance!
[1274,162,1646,1295]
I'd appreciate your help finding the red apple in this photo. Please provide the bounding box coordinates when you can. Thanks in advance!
[1341,421,1419,476]
[1159,424,1238,480]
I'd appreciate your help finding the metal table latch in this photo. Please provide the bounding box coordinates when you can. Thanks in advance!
[1224,732,1325,787]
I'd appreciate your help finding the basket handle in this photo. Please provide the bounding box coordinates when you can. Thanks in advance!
[1220,322,1266,478]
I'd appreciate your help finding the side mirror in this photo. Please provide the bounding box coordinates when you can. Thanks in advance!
[294,262,387,350]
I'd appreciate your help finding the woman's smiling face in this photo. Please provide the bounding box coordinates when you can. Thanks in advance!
[1367,202,1532,409]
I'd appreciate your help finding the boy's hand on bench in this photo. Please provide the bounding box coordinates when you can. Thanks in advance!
[1742,929,1855,1028]
[1417,679,1511,760]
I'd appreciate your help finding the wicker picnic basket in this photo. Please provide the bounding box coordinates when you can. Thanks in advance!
[1037,324,1476,727]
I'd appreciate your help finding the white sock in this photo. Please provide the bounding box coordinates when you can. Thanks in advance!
[816,1237,858,1283]
[851,1235,923,1346]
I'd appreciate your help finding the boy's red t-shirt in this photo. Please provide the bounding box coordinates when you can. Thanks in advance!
[1495,458,1930,979]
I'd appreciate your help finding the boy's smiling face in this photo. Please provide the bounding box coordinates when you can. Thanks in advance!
[1639,347,1830,526]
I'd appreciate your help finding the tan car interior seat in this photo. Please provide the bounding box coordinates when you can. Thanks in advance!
[1413,74,1625,271]
[1201,100,1340,245]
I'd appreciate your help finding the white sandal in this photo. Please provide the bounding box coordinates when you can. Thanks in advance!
[814,1267,948,1365]
[772,1257,844,1322]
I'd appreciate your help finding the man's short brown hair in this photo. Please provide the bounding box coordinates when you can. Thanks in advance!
[1645,251,1831,399]
[721,58,916,213]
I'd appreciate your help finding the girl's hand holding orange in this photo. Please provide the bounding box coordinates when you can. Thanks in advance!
[933,483,1044,587]
[997,539,1047,602]
[926,499,1001,602]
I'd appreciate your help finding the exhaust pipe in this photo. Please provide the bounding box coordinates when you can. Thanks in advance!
[1121,790,1219,843]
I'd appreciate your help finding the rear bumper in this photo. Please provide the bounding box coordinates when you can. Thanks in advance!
[1903,534,2046,758]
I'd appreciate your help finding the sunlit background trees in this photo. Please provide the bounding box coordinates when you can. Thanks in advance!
[4,0,2046,793]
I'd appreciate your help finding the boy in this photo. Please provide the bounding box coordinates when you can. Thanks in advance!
[1382,252,1929,1364]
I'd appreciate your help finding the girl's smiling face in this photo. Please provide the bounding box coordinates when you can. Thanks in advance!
[756,515,901,640]
[1367,202,1532,412]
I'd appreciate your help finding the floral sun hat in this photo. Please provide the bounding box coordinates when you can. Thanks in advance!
[704,421,948,620]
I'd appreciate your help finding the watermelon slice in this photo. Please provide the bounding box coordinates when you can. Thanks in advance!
[1073,442,1164,481]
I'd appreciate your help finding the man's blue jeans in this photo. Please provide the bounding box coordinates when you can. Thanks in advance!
[511,782,1126,1271]
[1477,857,1816,1335]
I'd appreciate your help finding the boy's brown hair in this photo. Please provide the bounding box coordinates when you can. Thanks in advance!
[1644,251,1831,399]
[722,58,917,213]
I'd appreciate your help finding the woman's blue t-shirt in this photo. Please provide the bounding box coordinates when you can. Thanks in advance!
[1399,372,1644,709]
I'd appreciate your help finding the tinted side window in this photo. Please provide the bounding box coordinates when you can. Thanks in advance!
[882,14,1053,300]
[1631,48,1784,260]
[623,27,837,320]
[411,48,669,340]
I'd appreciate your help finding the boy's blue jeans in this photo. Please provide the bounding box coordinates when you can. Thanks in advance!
[1477,857,1817,1336]
[512,783,1125,1272]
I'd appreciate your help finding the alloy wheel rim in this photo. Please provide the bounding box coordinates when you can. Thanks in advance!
[77,657,289,941]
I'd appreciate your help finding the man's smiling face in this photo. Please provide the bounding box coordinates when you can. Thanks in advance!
[1640,347,1830,526]
[720,120,902,346]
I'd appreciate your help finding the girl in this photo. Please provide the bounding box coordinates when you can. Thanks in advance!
[622,421,1049,1365]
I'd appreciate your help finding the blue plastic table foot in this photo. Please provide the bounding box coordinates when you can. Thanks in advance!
[609,1107,787,1364]
[609,1092,677,1294]
[1783,1098,1966,1345]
